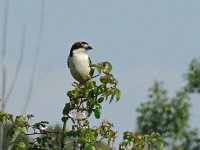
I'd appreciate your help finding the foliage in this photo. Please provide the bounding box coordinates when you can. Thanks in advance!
[185,58,200,93]
[2,123,30,150]
[137,58,200,150]
[0,61,163,150]
[137,82,191,143]
[119,132,163,150]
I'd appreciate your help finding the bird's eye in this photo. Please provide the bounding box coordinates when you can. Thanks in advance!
[83,43,88,47]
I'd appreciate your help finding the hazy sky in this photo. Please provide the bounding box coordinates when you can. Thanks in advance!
[0,0,200,145]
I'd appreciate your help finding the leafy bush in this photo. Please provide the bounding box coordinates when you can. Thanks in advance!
[0,62,163,150]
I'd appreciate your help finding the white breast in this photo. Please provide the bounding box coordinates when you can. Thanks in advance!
[68,51,91,83]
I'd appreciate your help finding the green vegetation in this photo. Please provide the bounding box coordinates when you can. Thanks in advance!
[137,59,200,150]
[1,59,200,149]
[0,61,162,150]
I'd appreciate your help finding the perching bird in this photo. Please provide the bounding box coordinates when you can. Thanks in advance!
[68,41,93,83]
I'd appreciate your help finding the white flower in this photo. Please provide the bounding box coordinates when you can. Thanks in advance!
[68,110,88,120]
[39,126,48,131]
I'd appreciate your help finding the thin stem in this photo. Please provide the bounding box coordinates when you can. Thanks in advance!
[61,119,67,148]
[22,132,44,136]
[77,98,83,110]
[55,131,61,147]
[4,25,26,106]
[0,1,10,149]
[1,0,10,107]
[22,130,57,136]
[92,74,100,79]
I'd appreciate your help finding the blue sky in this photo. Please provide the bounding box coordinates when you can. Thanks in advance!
[0,0,200,145]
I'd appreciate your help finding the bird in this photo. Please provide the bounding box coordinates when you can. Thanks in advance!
[68,41,93,83]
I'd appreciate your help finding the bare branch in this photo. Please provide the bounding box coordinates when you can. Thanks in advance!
[1,0,10,109]
[0,0,10,149]
[23,0,46,114]
[4,25,26,106]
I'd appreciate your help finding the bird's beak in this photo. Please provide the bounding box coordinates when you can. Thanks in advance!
[86,45,92,50]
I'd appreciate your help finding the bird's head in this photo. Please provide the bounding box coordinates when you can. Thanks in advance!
[69,41,92,57]
[71,41,92,50]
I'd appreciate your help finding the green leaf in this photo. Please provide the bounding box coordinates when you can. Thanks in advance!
[156,140,163,150]
[96,66,102,74]
[11,141,26,150]
[65,130,75,137]
[0,112,8,124]
[114,88,121,101]
[102,61,112,73]
[36,137,41,144]
[90,68,95,77]
[84,143,90,149]
[7,126,15,137]
[17,141,26,149]
[84,143,96,150]
[63,103,71,115]
[15,115,26,123]
[98,97,104,103]
[94,109,101,119]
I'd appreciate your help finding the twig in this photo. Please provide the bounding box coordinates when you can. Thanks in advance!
[61,119,67,148]
[22,131,43,136]
[22,129,57,136]
[55,131,61,147]
[92,74,100,79]
[0,1,10,149]
[1,0,10,109]
[4,25,26,106]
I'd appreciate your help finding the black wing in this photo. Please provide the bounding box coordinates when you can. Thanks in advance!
[89,57,92,65]
[67,58,69,68]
